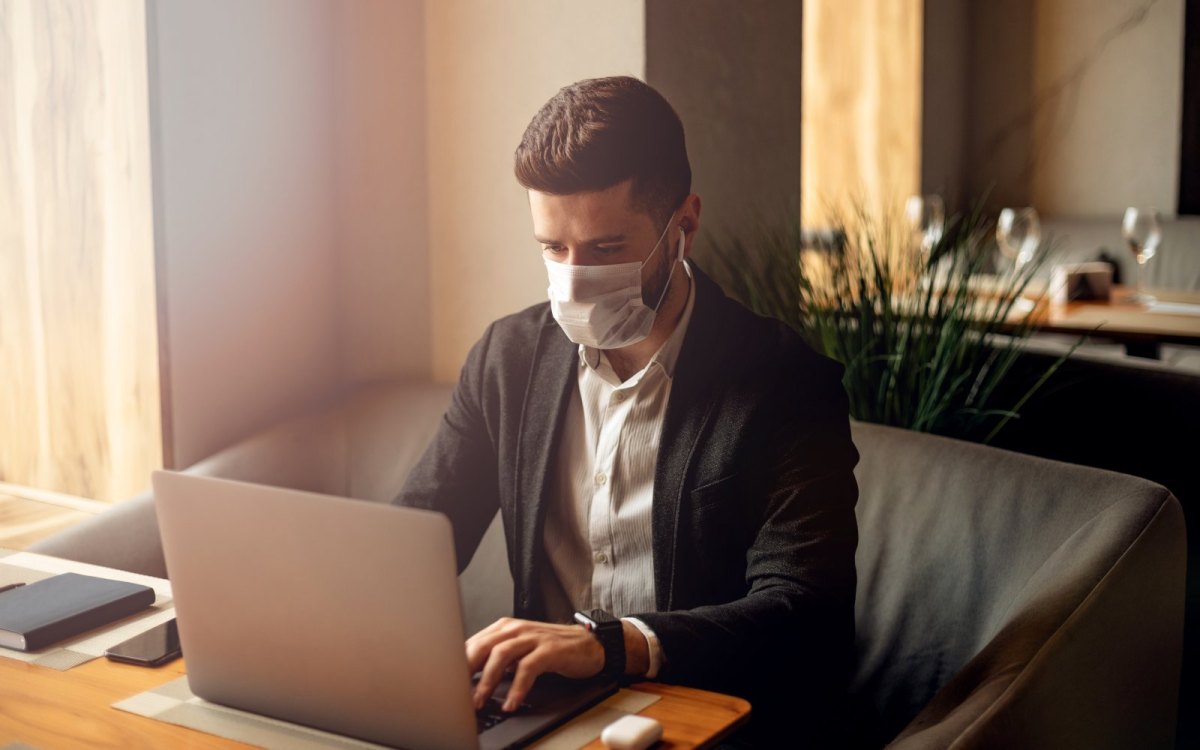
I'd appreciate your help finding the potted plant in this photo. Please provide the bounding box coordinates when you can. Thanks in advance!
[704,204,1070,444]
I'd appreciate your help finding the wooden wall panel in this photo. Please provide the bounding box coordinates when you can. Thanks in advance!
[0,0,161,502]
[801,0,923,225]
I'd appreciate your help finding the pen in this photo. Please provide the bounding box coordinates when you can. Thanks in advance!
[0,583,26,594]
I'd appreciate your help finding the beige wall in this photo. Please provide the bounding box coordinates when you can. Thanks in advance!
[334,0,430,386]
[0,0,161,502]
[967,0,1185,217]
[1030,0,1184,216]
[150,0,342,468]
[426,0,645,382]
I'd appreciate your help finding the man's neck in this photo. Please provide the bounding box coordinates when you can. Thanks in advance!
[604,268,692,382]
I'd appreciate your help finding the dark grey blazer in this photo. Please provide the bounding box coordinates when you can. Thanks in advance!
[394,265,859,736]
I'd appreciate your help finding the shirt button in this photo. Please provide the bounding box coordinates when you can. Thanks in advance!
[594,551,608,564]
[612,392,625,403]
[595,472,607,486]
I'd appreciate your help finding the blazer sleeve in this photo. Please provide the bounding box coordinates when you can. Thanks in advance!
[392,324,502,573]
[630,362,860,701]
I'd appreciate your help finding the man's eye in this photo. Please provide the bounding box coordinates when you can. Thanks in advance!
[542,245,565,254]
[596,245,624,255]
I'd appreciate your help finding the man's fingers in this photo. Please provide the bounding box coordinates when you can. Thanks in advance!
[463,618,595,710]
[465,634,495,674]
[465,618,524,673]
[473,638,534,710]
[503,649,549,712]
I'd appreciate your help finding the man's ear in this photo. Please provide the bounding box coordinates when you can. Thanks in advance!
[678,193,702,242]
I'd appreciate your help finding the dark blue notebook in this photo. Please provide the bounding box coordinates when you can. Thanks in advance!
[0,572,155,651]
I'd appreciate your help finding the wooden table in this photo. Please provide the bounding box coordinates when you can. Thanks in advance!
[0,655,750,749]
[1001,284,1200,358]
[907,277,1200,356]
[1032,286,1200,344]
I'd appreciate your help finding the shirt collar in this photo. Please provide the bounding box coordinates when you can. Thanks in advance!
[578,260,696,381]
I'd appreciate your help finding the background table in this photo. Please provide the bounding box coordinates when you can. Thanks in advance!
[1030,286,1200,350]
[991,284,1200,358]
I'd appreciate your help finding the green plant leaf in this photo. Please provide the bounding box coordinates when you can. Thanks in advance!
[706,201,1071,443]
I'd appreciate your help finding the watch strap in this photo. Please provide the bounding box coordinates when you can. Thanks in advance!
[574,609,624,682]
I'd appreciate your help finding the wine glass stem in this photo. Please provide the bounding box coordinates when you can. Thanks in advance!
[1136,259,1144,300]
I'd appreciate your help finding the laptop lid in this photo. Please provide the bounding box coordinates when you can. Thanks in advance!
[152,470,480,750]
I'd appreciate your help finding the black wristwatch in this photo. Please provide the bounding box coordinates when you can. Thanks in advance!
[574,609,625,682]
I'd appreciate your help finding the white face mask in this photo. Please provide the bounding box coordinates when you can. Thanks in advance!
[545,216,686,349]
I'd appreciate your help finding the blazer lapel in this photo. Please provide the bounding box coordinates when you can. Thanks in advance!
[512,266,743,615]
[513,315,577,618]
[652,265,740,610]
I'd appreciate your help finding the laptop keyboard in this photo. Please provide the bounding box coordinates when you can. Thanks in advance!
[476,696,533,733]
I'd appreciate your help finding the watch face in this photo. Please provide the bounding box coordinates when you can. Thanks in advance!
[574,609,618,630]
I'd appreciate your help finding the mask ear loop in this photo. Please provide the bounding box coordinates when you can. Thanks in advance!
[648,225,687,313]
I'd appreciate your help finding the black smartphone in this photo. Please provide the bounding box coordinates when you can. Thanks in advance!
[104,618,181,667]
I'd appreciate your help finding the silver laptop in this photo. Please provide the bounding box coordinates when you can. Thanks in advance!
[152,471,616,750]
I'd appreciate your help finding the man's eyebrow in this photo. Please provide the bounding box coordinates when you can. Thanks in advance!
[534,233,628,245]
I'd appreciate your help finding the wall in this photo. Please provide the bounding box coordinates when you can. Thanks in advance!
[1182,0,1200,214]
[1031,0,1184,215]
[966,0,1185,216]
[149,0,341,468]
[0,0,161,502]
[646,0,803,258]
[333,0,430,386]
[425,0,645,382]
[921,0,968,206]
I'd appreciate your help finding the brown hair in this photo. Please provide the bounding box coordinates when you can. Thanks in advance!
[514,76,691,225]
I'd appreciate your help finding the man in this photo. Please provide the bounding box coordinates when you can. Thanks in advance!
[394,76,858,745]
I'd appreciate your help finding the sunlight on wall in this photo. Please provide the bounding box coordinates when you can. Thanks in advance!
[801,0,923,226]
[0,0,161,502]
[425,0,645,382]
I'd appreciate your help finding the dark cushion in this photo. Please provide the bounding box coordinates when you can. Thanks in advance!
[850,421,1183,748]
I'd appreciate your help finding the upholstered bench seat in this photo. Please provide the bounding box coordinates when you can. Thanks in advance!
[31,380,1185,748]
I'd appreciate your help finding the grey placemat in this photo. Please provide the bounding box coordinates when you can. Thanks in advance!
[0,562,57,588]
[115,676,662,750]
[528,689,661,749]
[116,677,416,749]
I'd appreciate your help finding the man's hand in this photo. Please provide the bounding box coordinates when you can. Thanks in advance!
[466,617,650,712]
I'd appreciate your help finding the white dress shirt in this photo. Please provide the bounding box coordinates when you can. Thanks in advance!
[540,261,696,679]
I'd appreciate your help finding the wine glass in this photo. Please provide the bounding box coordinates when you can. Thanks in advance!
[996,207,1041,274]
[1121,207,1161,305]
[905,194,945,260]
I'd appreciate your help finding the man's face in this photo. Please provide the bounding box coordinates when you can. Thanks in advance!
[530,179,676,306]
